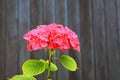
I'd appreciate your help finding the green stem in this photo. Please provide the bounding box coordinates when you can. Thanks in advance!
[47,50,52,80]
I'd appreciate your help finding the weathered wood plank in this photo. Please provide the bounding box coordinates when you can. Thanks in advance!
[79,0,95,80]
[68,0,81,80]
[117,0,120,77]
[43,0,55,24]
[92,0,109,80]
[104,0,120,80]
[18,0,30,74]
[30,0,44,79]
[117,0,120,72]
[55,0,69,80]
[117,0,120,35]
[0,0,6,79]
[55,0,68,25]
[30,0,43,28]
[5,0,18,78]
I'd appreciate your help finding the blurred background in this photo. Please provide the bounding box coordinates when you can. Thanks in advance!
[0,0,120,80]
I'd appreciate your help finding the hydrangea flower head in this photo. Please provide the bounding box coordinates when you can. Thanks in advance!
[24,23,80,52]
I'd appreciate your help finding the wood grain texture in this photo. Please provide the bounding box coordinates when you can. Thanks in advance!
[92,0,109,80]
[68,0,81,80]
[117,0,120,76]
[55,0,68,25]
[30,0,43,28]
[104,0,120,80]
[43,0,55,24]
[0,0,6,79]
[79,0,95,80]
[5,0,18,78]
[18,0,30,74]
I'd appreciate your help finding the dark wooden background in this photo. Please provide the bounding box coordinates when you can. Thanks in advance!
[0,0,120,80]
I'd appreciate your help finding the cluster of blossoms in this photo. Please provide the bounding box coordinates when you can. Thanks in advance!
[24,23,80,52]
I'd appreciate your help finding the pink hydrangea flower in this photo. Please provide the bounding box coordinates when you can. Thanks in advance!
[23,23,80,52]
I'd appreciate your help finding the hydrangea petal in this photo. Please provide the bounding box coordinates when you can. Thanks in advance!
[23,23,80,52]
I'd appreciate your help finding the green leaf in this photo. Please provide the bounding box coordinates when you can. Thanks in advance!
[39,59,47,63]
[39,59,58,71]
[10,75,36,80]
[59,55,77,71]
[22,59,46,76]
[46,61,58,71]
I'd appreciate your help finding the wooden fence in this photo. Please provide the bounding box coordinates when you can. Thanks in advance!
[0,0,120,80]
